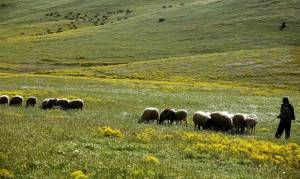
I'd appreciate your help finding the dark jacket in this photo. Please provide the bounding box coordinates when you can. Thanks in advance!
[279,103,295,121]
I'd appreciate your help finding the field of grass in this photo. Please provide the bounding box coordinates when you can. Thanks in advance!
[0,74,300,178]
[1,0,300,178]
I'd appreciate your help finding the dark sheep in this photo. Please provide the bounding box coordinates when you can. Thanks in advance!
[232,113,246,134]
[68,99,84,110]
[26,96,37,108]
[209,112,233,132]
[40,98,57,109]
[138,107,159,123]
[0,95,9,105]
[175,109,188,125]
[159,109,176,124]
[55,98,69,110]
[9,95,23,106]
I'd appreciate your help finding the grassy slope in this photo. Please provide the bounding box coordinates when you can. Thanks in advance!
[1,0,299,63]
[1,0,300,178]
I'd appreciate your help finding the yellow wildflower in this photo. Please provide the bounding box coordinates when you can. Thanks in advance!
[70,170,88,179]
[144,155,160,165]
[97,126,124,138]
[0,169,14,178]
[136,128,156,142]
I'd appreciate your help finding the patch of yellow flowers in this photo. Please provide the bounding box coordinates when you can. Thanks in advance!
[97,126,124,138]
[136,128,174,142]
[70,170,88,179]
[0,169,14,178]
[144,155,160,165]
[136,128,156,142]
[182,132,300,169]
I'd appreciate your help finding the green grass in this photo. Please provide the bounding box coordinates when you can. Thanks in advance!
[0,74,300,178]
[1,0,300,178]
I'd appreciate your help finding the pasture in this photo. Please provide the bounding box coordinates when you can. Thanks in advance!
[1,74,299,178]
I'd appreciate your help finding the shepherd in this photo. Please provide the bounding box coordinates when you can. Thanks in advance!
[275,97,295,139]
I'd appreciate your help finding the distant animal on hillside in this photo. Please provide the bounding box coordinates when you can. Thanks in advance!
[193,111,211,130]
[159,109,176,124]
[175,109,188,125]
[26,96,37,107]
[9,95,23,106]
[158,18,165,23]
[68,99,84,110]
[0,95,9,105]
[279,22,286,31]
[138,107,160,123]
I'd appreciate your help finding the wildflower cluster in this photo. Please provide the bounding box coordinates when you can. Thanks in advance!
[136,128,156,142]
[97,126,124,138]
[70,170,88,179]
[135,128,174,143]
[144,155,160,165]
[0,169,14,178]
[182,132,300,169]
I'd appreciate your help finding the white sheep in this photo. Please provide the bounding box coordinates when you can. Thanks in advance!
[175,109,188,125]
[193,111,211,130]
[0,95,9,105]
[26,96,37,108]
[68,99,84,110]
[245,114,258,134]
[138,107,159,123]
[9,95,23,106]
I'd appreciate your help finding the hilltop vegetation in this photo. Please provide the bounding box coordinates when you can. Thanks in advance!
[0,0,300,178]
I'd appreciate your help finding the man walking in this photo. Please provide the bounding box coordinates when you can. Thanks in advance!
[275,97,295,139]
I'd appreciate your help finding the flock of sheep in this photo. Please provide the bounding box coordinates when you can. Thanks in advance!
[1,95,257,134]
[0,95,84,110]
[139,107,258,134]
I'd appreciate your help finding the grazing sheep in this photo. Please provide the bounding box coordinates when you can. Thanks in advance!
[210,112,233,132]
[232,113,246,134]
[9,95,23,106]
[0,95,9,105]
[68,99,84,110]
[245,114,258,134]
[26,96,37,107]
[193,111,211,130]
[55,98,69,110]
[175,109,188,125]
[159,109,176,124]
[40,98,57,109]
[138,107,159,123]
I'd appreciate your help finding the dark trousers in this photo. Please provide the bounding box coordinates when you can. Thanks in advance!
[275,119,291,139]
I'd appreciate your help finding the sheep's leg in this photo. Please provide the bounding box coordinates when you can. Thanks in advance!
[241,125,246,135]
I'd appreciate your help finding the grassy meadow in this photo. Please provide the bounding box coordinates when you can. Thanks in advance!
[1,0,300,178]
